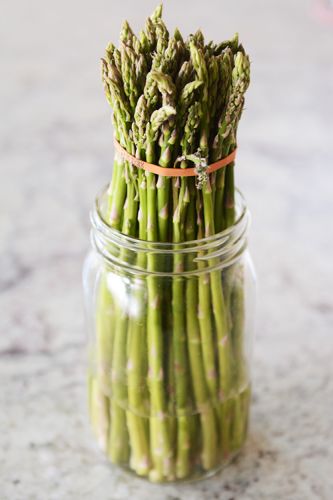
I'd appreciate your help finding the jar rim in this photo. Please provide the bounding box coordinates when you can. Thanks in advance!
[91,185,249,254]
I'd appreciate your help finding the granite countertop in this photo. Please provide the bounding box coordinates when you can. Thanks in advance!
[1,0,333,498]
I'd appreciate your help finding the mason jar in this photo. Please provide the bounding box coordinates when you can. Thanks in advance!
[82,186,256,483]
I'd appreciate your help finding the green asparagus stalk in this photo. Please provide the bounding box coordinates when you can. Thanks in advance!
[125,97,151,476]
[185,180,219,470]
[145,117,174,481]
[171,103,201,478]
[216,51,250,227]
[149,70,177,241]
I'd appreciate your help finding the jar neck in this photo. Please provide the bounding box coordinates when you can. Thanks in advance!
[90,187,250,276]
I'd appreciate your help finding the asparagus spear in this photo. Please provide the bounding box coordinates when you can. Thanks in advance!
[171,102,202,478]
[223,51,250,226]
[150,70,177,241]
[185,179,219,470]
[144,103,180,480]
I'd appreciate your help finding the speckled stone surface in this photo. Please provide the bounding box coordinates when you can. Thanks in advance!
[1,0,333,498]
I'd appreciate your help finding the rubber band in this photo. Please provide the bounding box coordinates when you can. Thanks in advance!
[114,138,237,178]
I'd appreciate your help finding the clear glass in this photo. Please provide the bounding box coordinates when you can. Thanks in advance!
[83,187,256,483]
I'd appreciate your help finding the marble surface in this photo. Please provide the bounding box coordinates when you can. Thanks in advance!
[1,0,333,498]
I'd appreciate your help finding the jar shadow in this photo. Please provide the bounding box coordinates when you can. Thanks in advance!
[195,427,280,494]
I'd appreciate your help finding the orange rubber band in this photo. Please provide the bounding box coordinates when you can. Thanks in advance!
[114,138,237,177]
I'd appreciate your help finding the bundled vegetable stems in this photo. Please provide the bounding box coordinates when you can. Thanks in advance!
[90,5,251,482]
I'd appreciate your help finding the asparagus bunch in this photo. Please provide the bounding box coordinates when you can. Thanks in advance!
[90,5,251,482]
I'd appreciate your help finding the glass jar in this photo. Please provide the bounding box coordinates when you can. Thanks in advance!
[83,186,256,483]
